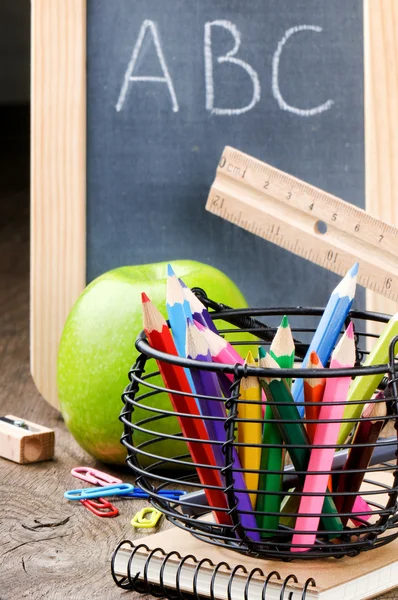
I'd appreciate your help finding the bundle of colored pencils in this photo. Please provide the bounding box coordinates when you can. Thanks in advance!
[139,263,396,549]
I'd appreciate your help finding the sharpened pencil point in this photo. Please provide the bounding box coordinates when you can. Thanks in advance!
[167,263,175,277]
[141,292,150,303]
[333,263,358,300]
[258,346,266,359]
[245,350,256,366]
[350,262,359,277]
[281,315,289,328]
[308,351,322,367]
[345,321,354,338]
[178,277,187,288]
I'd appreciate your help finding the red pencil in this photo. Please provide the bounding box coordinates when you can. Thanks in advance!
[141,293,231,527]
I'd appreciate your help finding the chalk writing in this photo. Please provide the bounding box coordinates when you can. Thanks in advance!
[272,25,334,117]
[204,20,261,116]
[116,20,179,113]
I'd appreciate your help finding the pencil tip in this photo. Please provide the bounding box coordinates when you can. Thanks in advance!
[141,292,150,303]
[178,277,187,288]
[350,262,359,276]
[345,321,354,338]
[333,263,358,299]
[258,346,266,359]
[245,350,256,365]
[281,315,289,328]
[309,350,320,364]
[167,263,175,277]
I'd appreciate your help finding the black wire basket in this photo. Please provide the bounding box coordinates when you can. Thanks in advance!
[119,292,398,560]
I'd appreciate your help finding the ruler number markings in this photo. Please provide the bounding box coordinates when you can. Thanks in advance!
[208,147,398,301]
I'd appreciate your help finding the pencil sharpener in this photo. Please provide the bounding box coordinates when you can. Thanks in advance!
[0,414,55,464]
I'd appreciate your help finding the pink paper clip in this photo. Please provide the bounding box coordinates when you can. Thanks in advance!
[71,467,122,518]
[81,497,119,518]
[71,467,123,487]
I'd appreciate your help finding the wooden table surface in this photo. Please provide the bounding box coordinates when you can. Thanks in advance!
[1,107,397,600]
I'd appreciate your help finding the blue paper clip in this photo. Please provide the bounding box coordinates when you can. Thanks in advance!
[64,483,135,500]
[64,483,185,501]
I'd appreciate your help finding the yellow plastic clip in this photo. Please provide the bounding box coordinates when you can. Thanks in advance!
[131,506,163,529]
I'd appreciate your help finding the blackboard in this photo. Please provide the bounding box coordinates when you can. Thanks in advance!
[31,1,398,409]
[87,0,364,310]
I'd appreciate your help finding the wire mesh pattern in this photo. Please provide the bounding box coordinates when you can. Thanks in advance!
[120,301,398,560]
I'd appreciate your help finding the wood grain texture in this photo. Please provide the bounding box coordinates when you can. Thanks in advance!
[365,0,398,318]
[31,0,86,410]
[1,115,395,597]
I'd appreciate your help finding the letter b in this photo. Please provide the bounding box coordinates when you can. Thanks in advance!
[204,20,261,116]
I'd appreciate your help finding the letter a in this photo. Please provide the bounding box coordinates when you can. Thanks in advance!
[116,20,179,113]
[204,20,261,116]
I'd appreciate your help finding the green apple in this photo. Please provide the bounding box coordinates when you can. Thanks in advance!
[57,260,248,466]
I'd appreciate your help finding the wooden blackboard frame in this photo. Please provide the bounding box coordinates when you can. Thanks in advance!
[31,0,398,409]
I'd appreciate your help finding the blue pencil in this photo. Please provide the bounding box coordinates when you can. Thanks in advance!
[292,263,358,415]
[166,265,197,398]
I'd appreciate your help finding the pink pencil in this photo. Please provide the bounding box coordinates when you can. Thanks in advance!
[291,323,355,552]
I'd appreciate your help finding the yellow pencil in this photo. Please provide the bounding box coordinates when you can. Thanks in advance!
[238,351,262,505]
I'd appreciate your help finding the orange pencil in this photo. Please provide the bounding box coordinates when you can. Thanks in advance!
[142,293,231,527]
[304,351,326,443]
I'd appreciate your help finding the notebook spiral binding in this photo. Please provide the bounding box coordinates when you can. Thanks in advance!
[111,540,317,599]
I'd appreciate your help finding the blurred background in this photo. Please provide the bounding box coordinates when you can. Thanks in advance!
[0,1,29,309]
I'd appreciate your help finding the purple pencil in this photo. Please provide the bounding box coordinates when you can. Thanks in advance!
[179,279,218,333]
[186,320,259,541]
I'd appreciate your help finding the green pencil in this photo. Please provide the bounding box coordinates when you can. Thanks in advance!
[260,352,343,536]
[256,317,294,537]
[269,315,295,386]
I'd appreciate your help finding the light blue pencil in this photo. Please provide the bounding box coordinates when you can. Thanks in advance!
[166,265,198,401]
[292,263,358,416]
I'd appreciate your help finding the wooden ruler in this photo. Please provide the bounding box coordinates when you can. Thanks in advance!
[206,146,398,303]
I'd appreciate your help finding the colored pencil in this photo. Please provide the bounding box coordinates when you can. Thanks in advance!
[238,351,262,506]
[197,322,267,403]
[335,394,386,526]
[304,353,333,493]
[256,315,294,536]
[141,293,231,527]
[259,353,343,535]
[257,346,284,536]
[180,280,218,333]
[269,315,295,386]
[291,323,355,552]
[185,321,260,541]
[338,312,398,444]
[166,265,197,398]
[195,320,244,397]
[166,265,193,354]
[292,263,358,415]
[304,351,326,443]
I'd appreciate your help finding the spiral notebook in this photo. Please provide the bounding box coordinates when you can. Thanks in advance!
[112,523,398,599]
